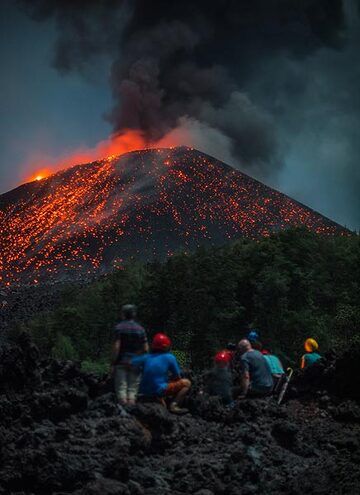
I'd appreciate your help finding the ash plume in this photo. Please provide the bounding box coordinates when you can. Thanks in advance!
[19,0,347,181]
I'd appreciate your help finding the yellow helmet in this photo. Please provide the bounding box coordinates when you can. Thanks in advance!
[304,338,319,352]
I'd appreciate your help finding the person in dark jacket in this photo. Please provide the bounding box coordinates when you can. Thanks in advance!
[204,350,233,404]
[111,304,148,405]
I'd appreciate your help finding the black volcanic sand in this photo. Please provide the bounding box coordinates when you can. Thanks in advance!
[1,335,360,495]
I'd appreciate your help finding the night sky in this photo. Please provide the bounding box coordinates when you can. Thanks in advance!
[0,0,359,229]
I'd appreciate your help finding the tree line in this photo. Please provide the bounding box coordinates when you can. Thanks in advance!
[15,228,360,371]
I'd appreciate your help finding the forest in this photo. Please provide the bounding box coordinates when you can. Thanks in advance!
[15,228,360,372]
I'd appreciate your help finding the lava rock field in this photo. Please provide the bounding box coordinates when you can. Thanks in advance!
[0,334,359,495]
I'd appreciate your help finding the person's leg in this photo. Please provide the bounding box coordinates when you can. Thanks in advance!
[173,379,191,406]
[167,379,191,413]
[127,366,141,404]
[114,365,127,405]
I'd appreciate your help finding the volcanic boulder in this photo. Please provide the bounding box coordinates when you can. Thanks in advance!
[0,336,360,494]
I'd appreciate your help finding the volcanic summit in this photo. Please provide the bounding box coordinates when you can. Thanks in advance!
[0,147,349,286]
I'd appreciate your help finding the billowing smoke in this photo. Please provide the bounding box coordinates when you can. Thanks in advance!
[19,0,346,177]
[18,0,360,227]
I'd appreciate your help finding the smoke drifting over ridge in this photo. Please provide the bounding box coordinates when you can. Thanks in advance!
[19,0,360,227]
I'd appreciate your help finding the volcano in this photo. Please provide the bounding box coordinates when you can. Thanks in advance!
[0,147,349,286]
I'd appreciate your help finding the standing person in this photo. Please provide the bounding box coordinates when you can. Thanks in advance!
[300,338,321,369]
[204,350,233,405]
[111,304,148,405]
[237,339,273,397]
[132,333,191,414]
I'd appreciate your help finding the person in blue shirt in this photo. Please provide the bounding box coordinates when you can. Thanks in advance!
[301,338,321,369]
[132,333,191,414]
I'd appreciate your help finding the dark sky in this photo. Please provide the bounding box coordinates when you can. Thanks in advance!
[0,0,359,229]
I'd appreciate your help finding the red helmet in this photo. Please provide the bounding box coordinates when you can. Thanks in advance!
[214,350,232,365]
[152,333,171,351]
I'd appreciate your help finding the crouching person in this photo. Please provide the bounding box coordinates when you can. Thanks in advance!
[204,350,233,405]
[237,339,273,398]
[132,333,191,414]
[111,304,148,405]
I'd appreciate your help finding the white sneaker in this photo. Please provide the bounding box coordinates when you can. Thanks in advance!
[169,402,188,414]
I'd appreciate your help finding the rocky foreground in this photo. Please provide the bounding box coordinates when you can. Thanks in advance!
[1,335,360,495]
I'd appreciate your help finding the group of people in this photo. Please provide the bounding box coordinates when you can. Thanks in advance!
[111,304,322,414]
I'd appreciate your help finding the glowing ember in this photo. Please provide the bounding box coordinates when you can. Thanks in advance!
[0,147,350,287]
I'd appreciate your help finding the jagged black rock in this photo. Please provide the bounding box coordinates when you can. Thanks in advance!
[0,335,359,494]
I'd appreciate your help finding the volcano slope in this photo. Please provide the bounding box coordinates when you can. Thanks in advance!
[0,147,349,286]
[1,335,360,495]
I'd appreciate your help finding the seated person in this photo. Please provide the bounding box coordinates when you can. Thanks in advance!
[237,339,273,397]
[132,333,191,414]
[262,348,285,392]
[300,338,321,369]
[204,350,233,405]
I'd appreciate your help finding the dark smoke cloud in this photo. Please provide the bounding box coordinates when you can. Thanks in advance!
[19,0,347,179]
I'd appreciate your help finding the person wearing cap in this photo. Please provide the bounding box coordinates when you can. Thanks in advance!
[204,350,233,404]
[247,329,260,344]
[111,304,148,405]
[132,333,191,414]
[237,339,273,397]
[300,338,321,369]
[247,329,263,352]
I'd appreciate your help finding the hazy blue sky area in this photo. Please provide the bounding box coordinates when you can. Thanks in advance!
[0,1,359,229]
[0,1,111,188]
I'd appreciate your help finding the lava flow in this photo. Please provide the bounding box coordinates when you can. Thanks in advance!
[0,147,350,286]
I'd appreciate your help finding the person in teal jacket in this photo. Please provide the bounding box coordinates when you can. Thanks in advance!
[262,350,284,375]
[262,348,284,392]
[301,338,321,369]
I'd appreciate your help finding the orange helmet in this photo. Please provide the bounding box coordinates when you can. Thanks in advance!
[152,333,171,351]
[304,338,319,352]
[214,350,232,366]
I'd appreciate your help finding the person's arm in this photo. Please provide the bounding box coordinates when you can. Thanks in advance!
[300,355,306,369]
[143,331,149,353]
[241,371,250,396]
[131,354,146,369]
[239,356,250,397]
[110,339,121,375]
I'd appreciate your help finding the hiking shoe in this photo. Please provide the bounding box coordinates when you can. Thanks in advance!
[169,402,188,415]
[117,404,129,417]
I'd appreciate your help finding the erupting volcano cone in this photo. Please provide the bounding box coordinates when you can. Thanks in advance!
[0,147,350,286]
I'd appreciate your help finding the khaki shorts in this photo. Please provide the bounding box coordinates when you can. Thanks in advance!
[164,379,190,397]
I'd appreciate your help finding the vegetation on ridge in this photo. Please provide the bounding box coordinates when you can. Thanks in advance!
[14,229,360,371]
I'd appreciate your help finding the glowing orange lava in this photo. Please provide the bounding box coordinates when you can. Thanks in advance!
[1,147,349,287]
[21,129,182,186]
[26,168,52,183]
